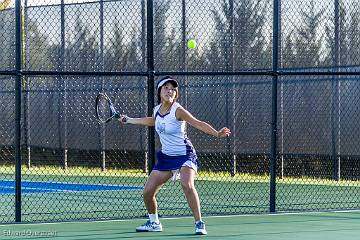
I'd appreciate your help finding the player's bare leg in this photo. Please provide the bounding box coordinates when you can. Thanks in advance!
[180,167,201,221]
[143,170,172,214]
[136,170,172,232]
[180,166,207,235]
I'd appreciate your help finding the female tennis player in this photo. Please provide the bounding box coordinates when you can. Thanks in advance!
[120,76,231,235]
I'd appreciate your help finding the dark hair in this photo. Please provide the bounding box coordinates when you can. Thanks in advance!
[157,80,179,104]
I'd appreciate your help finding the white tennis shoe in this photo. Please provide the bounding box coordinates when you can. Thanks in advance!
[195,221,207,235]
[136,220,163,232]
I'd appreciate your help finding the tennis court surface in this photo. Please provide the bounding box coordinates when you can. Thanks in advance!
[0,211,358,239]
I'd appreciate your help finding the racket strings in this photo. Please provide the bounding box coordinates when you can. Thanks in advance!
[96,97,112,122]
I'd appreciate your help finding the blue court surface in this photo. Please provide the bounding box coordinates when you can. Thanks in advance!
[0,180,143,194]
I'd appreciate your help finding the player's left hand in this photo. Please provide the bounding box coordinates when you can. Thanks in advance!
[119,115,129,124]
[217,127,231,138]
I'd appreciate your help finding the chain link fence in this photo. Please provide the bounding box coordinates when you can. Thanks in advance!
[0,0,359,223]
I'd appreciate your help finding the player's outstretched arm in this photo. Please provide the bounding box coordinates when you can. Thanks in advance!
[176,108,231,138]
[119,115,155,127]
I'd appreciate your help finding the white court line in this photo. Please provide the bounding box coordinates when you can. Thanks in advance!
[0,180,143,193]
[0,185,78,193]
[0,185,140,193]
[0,209,359,227]
[0,179,142,188]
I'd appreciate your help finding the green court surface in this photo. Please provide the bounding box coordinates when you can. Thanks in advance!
[0,211,359,240]
[1,168,359,222]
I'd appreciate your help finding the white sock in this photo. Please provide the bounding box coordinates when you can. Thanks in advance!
[148,213,159,223]
[195,220,202,224]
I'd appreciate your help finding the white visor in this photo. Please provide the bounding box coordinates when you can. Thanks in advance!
[157,78,178,90]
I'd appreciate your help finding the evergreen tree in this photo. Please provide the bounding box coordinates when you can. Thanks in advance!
[284,1,329,154]
[324,2,360,67]
[282,30,297,68]
[0,9,14,70]
[234,0,270,69]
[324,1,347,66]
[153,0,172,70]
[292,0,325,68]
[66,16,100,72]
[347,2,360,66]
[25,20,54,72]
[206,0,270,71]
[206,0,231,71]
[106,21,139,71]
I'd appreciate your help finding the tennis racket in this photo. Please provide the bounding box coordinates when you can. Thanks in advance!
[95,93,121,123]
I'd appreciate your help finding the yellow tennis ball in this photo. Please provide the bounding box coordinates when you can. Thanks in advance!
[187,39,197,49]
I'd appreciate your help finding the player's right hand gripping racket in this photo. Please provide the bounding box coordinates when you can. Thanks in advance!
[95,93,121,123]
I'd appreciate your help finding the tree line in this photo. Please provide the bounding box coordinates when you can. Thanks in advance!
[1,0,360,73]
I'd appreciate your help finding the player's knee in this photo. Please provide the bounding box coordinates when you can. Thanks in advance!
[181,182,195,193]
[143,188,155,201]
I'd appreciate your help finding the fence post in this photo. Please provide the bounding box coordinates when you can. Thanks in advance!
[100,0,106,171]
[181,0,188,108]
[23,0,31,169]
[15,0,23,223]
[270,0,280,213]
[141,0,148,173]
[147,0,155,173]
[332,0,341,181]
[60,0,68,170]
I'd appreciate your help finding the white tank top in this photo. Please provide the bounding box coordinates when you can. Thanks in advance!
[153,102,187,156]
